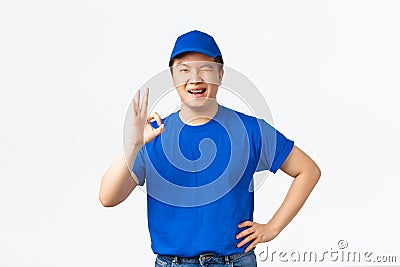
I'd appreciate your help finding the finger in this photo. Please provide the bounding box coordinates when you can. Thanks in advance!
[146,113,154,123]
[135,89,140,107]
[135,90,141,115]
[141,87,149,117]
[132,90,140,115]
[244,239,259,253]
[132,98,139,115]
[148,112,162,126]
[238,221,253,228]
[237,233,256,248]
[236,227,255,239]
[152,124,165,137]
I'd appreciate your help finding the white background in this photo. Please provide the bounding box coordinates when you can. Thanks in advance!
[1,0,399,266]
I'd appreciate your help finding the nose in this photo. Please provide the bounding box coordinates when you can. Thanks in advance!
[188,69,203,83]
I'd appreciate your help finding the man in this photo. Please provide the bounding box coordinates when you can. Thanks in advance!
[99,30,321,267]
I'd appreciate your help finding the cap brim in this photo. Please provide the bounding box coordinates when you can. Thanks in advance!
[170,47,219,59]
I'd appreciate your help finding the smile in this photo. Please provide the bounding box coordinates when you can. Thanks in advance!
[187,88,206,95]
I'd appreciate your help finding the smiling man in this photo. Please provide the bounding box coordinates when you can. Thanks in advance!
[99,30,321,267]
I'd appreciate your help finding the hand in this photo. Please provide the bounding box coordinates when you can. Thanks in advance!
[236,221,279,253]
[130,88,165,146]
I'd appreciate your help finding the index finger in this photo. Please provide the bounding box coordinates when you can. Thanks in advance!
[148,111,162,127]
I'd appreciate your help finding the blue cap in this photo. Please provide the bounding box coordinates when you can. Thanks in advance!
[170,30,222,60]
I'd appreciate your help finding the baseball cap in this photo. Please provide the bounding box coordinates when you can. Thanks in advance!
[170,30,222,60]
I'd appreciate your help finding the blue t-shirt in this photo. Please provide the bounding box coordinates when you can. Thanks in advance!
[133,104,294,257]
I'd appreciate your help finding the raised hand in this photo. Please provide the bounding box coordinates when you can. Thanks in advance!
[130,88,165,147]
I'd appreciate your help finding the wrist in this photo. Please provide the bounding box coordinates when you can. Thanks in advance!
[265,222,282,238]
[126,137,144,148]
[124,142,142,155]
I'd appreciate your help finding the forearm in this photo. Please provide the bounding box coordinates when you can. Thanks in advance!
[99,144,141,207]
[267,167,320,235]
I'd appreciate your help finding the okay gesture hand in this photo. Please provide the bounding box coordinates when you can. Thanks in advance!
[129,88,165,147]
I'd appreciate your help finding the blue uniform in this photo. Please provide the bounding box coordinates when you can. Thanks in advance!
[133,104,294,257]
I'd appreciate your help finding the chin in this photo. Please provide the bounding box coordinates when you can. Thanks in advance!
[182,97,210,109]
[182,97,211,110]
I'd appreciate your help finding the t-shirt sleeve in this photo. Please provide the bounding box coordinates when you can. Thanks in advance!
[256,119,294,173]
[132,146,146,186]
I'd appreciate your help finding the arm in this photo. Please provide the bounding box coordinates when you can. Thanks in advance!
[236,145,321,252]
[99,88,164,207]
[265,145,321,236]
[98,146,141,207]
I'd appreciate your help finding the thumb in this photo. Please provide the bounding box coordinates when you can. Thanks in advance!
[153,124,165,137]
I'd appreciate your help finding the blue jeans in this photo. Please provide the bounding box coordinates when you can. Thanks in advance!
[154,248,257,267]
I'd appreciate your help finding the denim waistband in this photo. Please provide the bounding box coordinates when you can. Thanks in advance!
[158,248,254,264]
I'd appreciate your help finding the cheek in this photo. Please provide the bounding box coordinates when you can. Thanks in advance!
[207,85,219,96]
[173,76,186,88]
[176,86,188,98]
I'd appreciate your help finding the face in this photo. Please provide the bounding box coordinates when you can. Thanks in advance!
[171,52,224,110]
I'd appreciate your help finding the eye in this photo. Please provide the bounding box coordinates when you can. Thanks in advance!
[200,65,214,71]
[179,68,189,73]
[200,68,212,72]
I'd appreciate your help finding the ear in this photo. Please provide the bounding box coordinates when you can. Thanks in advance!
[219,69,224,84]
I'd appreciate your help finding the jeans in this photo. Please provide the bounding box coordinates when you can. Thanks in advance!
[154,248,257,267]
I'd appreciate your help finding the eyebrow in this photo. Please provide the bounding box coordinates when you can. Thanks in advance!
[175,62,216,67]
[200,63,215,68]
[175,63,191,68]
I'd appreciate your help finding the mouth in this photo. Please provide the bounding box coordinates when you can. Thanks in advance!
[187,88,207,98]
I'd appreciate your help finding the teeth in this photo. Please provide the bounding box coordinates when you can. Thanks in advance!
[189,89,204,93]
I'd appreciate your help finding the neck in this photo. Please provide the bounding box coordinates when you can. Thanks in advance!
[179,101,219,126]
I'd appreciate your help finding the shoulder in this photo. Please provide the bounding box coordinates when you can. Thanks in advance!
[219,104,260,127]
